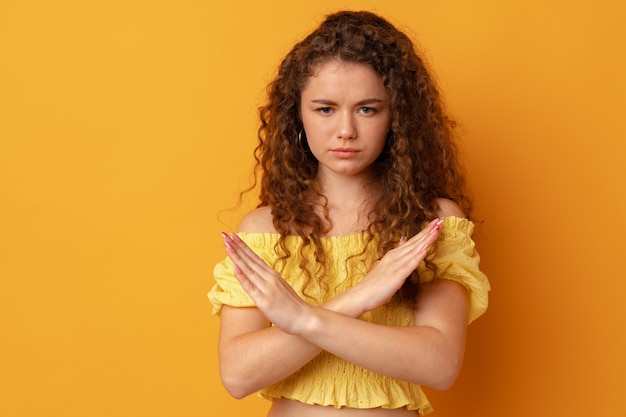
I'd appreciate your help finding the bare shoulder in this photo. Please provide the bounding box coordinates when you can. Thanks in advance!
[236,206,277,233]
[435,198,466,218]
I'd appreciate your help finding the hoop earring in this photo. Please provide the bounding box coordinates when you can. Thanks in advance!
[298,130,309,153]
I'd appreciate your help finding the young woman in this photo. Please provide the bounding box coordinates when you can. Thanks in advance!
[209,10,490,416]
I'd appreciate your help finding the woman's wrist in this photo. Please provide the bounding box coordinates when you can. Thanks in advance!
[322,286,368,318]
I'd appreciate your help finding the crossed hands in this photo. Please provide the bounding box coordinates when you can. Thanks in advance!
[221,218,443,335]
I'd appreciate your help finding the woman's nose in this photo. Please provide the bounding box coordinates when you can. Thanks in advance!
[337,112,357,139]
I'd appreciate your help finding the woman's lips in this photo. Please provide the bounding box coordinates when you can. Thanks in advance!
[331,148,359,158]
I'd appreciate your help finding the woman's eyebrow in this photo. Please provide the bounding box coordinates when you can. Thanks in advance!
[310,99,337,105]
[310,98,384,105]
[356,98,384,105]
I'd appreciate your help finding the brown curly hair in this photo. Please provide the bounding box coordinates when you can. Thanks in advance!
[251,10,472,301]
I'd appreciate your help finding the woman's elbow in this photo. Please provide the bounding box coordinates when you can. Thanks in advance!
[428,354,463,391]
[219,369,257,399]
[429,371,459,391]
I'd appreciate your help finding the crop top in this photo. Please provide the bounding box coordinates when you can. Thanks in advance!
[208,216,490,415]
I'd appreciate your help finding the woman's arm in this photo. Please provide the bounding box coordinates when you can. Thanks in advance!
[218,307,315,399]
[218,290,368,398]
[296,278,469,390]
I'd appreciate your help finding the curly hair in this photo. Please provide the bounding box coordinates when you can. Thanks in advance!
[252,10,472,302]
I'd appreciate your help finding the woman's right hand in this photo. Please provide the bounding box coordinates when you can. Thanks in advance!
[347,218,444,313]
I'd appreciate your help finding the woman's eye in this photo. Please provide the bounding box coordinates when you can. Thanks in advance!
[317,107,332,114]
[359,107,376,115]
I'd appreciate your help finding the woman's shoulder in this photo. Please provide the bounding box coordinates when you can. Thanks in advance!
[236,206,277,233]
[434,198,466,219]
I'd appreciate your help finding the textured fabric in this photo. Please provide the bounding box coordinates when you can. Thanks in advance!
[208,216,490,414]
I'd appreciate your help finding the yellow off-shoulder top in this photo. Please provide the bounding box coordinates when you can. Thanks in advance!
[208,216,490,415]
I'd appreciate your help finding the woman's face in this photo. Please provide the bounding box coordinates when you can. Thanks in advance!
[300,60,391,182]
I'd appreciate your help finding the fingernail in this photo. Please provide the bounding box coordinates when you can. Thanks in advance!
[221,232,229,240]
[224,241,234,251]
[230,233,242,243]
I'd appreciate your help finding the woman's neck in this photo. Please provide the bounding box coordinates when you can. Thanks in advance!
[317,171,375,236]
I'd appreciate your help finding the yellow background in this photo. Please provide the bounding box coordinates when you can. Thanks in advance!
[1,1,625,416]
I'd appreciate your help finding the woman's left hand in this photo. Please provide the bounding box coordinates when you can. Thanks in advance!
[222,232,315,335]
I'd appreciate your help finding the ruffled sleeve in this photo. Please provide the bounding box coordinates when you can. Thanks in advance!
[417,216,491,324]
[207,233,279,315]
